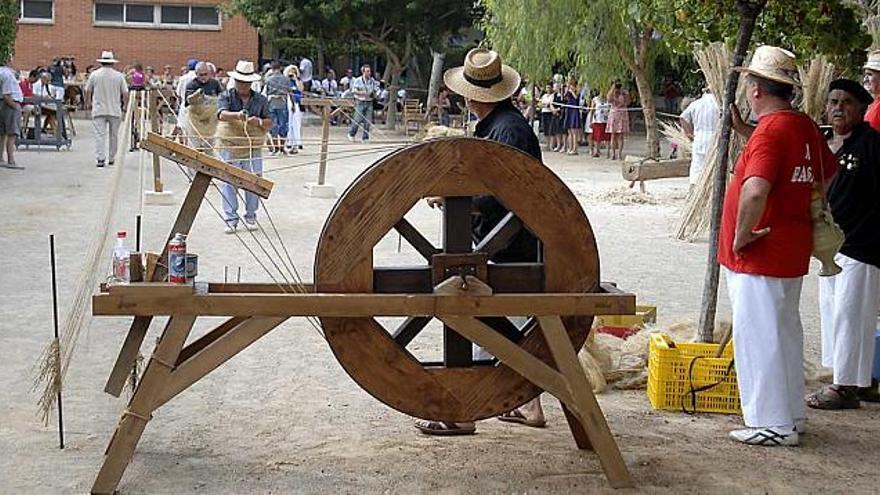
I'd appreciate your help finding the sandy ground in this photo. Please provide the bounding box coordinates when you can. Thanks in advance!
[1,117,879,494]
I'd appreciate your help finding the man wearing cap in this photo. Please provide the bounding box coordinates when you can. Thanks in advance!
[85,51,129,167]
[862,50,880,132]
[719,46,837,446]
[806,79,880,409]
[415,48,543,436]
[217,60,271,233]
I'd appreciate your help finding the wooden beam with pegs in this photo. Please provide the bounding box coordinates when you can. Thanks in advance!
[140,132,273,198]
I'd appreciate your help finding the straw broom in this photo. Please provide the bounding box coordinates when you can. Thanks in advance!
[799,55,835,123]
[674,43,749,241]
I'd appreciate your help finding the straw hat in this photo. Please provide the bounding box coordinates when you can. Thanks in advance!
[443,48,521,103]
[96,51,118,64]
[228,60,261,83]
[864,50,880,72]
[283,64,300,78]
[734,45,800,87]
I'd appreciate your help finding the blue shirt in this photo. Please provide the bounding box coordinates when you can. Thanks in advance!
[217,88,270,119]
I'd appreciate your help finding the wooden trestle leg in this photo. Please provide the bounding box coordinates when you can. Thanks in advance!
[92,314,196,495]
[440,313,634,489]
[104,172,211,397]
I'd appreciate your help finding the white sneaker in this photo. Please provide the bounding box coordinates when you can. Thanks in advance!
[244,221,258,231]
[729,426,798,446]
[224,224,237,234]
[347,134,355,142]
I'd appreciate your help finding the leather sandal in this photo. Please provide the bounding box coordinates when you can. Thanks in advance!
[805,384,860,410]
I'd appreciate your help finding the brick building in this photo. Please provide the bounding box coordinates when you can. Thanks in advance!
[12,0,259,73]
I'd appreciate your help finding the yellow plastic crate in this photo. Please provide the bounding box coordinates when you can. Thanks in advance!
[647,333,741,414]
[597,304,657,328]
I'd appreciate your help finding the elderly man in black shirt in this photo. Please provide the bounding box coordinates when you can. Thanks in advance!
[807,79,880,410]
[416,48,545,436]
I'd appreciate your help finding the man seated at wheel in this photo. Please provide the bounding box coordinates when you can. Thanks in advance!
[418,48,546,435]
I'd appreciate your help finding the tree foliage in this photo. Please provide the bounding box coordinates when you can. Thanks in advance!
[0,0,17,63]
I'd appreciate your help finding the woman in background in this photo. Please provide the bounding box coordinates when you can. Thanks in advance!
[284,65,304,154]
[563,81,581,155]
[606,80,630,160]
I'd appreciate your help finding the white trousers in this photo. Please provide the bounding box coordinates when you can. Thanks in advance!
[286,105,302,148]
[819,253,880,387]
[725,268,805,428]
[93,116,121,162]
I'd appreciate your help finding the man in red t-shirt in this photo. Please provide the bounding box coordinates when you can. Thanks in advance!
[719,46,837,447]
[863,50,880,132]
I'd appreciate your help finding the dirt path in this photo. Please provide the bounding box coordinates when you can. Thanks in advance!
[1,122,877,494]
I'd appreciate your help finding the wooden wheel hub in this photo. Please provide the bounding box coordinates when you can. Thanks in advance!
[314,137,600,422]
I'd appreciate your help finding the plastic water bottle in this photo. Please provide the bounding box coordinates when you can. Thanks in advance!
[110,231,130,284]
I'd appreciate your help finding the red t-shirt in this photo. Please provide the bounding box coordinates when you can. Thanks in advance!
[718,110,837,277]
[865,100,880,133]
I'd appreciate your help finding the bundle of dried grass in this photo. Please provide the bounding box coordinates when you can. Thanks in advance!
[185,91,219,141]
[674,43,749,241]
[659,120,693,156]
[798,55,835,122]
[215,120,267,159]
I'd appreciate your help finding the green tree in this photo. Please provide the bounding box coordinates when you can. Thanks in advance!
[482,0,869,160]
[0,0,17,63]
[227,0,479,127]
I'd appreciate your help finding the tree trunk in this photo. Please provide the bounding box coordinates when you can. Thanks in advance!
[425,50,445,119]
[385,63,402,130]
[696,0,767,343]
[316,39,325,80]
[632,65,660,159]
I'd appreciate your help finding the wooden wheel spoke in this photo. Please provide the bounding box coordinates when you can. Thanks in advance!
[474,211,524,258]
[373,266,432,293]
[391,316,432,346]
[393,218,440,262]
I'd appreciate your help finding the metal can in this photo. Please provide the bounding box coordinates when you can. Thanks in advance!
[167,233,187,284]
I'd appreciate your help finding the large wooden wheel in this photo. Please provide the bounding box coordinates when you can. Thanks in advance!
[314,137,600,422]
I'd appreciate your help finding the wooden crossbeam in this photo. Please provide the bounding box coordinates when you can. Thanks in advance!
[141,133,274,198]
[93,289,636,318]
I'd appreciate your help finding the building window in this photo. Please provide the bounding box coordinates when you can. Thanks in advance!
[20,0,53,22]
[190,6,219,26]
[94,3,221,29]
[160,5,188,24]
[95,3,123,22]
[125,4,154,23]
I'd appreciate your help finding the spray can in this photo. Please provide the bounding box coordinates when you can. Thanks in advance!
[167,233,187,284]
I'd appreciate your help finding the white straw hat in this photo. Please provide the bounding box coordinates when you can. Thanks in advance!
[443,48,521,103]
[228,60,262,83]
[864,50,880,72]
[734,45,800,87]
[96,51,118,64]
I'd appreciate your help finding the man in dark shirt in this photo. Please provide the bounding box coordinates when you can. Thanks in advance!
[216,60,271,234]
[807,79,880,409]
[417,48,545,436]
[184,62,223,104]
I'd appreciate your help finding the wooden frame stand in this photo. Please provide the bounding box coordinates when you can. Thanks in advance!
[90,135,635,493]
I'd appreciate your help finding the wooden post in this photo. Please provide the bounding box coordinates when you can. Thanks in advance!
[149,90,163,193]
[696,0,766,342]
[318,105,330,185]
[92,315,197,495]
